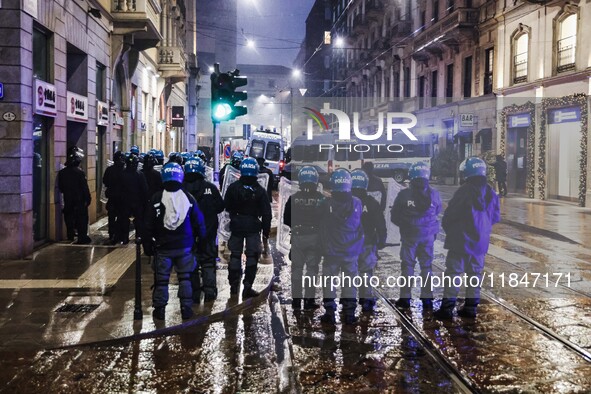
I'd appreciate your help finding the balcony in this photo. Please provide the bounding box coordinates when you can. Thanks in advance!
[157,46,188,82]
[412,8,478,58]
[388,20,412,47]
[112,0,163,51]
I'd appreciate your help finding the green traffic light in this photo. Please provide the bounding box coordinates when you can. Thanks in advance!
[212,102,232,121]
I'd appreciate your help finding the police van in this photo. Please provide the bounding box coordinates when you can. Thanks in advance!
[245,128,285,183]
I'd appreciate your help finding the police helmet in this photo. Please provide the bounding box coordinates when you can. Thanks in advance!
[408,161,430,180]
[161,162,184,184]
[144,152,157,169]
[231,151,244,168]
[184,158,206,176]
[113,150,125,164]
[298,166,319,185]
[197,150,207,161]
[240,157,259,177]
[180,152,191,164]
[168,152,183,166]
[67,146,85,158]
[126,154,139,169]
[130,145,140,156]
[154,149,165,164]
[330,168,352,192]
[66,152,82,166]
[351,169,369,190]
[463,157,487,178]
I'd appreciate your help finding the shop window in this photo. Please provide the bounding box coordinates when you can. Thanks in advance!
[33,27,51,82]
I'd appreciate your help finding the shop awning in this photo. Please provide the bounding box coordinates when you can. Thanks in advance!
[475,128,492,143]
[453,131,473,143]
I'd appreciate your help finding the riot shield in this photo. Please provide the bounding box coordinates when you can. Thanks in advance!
[276,176,294,256]
[384,178,403,245]
[205,166,214,183]
[217,167,271,241]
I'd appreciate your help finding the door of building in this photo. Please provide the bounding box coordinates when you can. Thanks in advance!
[507,127,527,193]
[96,126,106,216]
[33,116,49,242]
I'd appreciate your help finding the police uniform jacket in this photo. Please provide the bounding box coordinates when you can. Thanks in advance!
[183,176,224,239]
[58,165,91,207]
[319,192,364,258]
[353,190,387,248]
[144,190,206,252]
[442,179,500,256]
[283,189,324,232]
[391,186,442,239]
[224,176,272,237]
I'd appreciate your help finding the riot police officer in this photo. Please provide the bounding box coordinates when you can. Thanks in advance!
[116,154,148,244]
[256,157,274,202]
[351,169,387,312]
[144,162,206,320]
[284,166,324,310]
[142,152,163,201]
[102,151,125,243]
[391,162,441,310]
[183,158,224,303]
[57,148,91,244]
[224,157,272,298]
[319,169,364,324]
[435,157,500,319]
[219,151,244,190]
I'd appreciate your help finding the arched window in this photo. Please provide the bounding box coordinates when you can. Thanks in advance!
[557,13,577,72]
[513,33,528,83]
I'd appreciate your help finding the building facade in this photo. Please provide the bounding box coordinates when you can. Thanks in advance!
[0,0,194,258]
[306,0,590,205]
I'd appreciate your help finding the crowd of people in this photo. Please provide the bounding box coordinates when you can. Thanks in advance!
[58,144,501,323]
[284,157,500,323]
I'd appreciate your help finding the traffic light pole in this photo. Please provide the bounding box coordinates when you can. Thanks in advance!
[213,121,220,175]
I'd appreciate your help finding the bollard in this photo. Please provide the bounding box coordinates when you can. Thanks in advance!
[134,236,143,320]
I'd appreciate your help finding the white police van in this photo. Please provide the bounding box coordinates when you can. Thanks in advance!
[245,128,285,183]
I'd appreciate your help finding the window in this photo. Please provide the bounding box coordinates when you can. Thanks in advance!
[393,72,400,98]
[447,0,454,14]
[404,66,410,97]
[463,56,472,98]
[250,140,265,158]
[484,48,493,94]
[432,0,439,23]
[431,70,438,106]
[33,27,50,81]
[419,76,426,109]
[513,34,528,83]
[420,10,426,30]
[446,63,454,100]
[96,62,106,102]
[265,142,280,161]
[557,13,577,72]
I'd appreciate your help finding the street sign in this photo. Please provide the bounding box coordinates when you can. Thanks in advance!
[0,83,3,99]
[224,144,231,158]
[460,113,474,127]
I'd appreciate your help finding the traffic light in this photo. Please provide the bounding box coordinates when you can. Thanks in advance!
[211,66,248,122]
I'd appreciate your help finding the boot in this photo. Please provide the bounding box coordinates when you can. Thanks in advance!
[242,287,260,298]
[361,299,376,313]
[304,298,320,310]
[434,298,456,320]
[421,298,433,310]
[228,269,241,295]
[292,298,302,310]
[395,298,411,309]
[242,265,258,297]
[458,299,478,318]
[320,308,336,324]
[152,306,165,320]
[181,306,194,320]
[343,314,358,325]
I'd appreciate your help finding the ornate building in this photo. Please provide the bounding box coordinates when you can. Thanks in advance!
[0,0,195,258]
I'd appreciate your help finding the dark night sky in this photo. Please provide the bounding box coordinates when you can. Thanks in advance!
[237,0,317,67]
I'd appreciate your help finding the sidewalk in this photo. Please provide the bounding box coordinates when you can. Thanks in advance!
[436,185,591,245]
[0,217,275,351]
